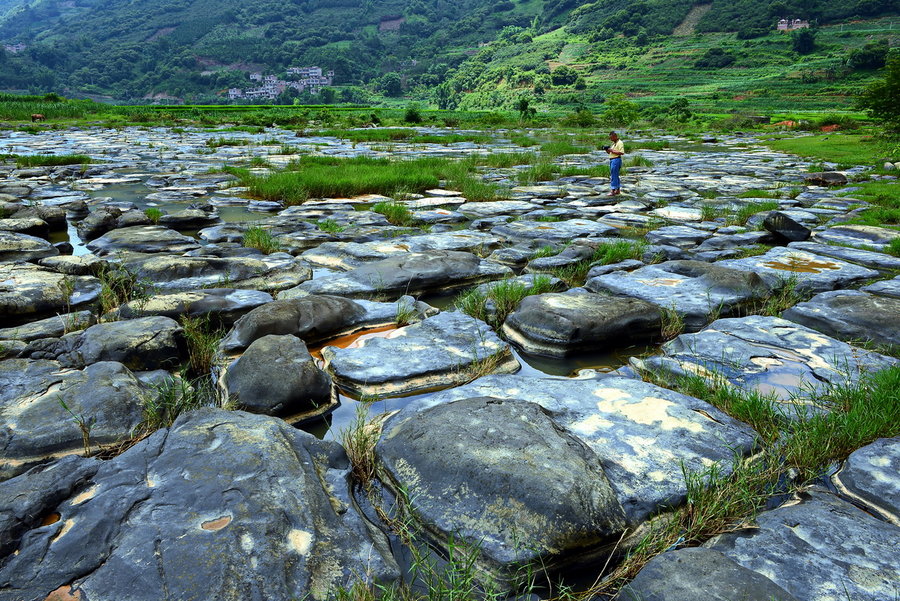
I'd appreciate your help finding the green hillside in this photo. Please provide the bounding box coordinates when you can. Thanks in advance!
[0,0,895,108]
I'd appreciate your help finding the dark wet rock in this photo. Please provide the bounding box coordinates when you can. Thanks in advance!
[0,311,95,342]
[0,409,398,600]
[787,240,900,272]
[695,230,774,252]
[832,436,900,525]
[220,294,434,353]
[118,252,311,293]
[863,275,900,299]
[86,225,201,256]
[412,374,757,525]
[763,211,811,242]
[300,231,499,270]
[491,219,618,244]
[0,263,101,326]
[619,547,798,601]
[0,217,49,239]
[635,316,897,406]
[0,359,148,480]
[0,231,59,262]
[283,250,512,301]
[37,254,106,276]
[643,244,690,262]
[646,225,712,249]
[224,334,332,418]
[812,224,900,251]
[586,259,644,278]
[718,247,880,294]
[116,288,273,326]
[377,397,626,586]
[782,290,900,347]
[524,242,597,271]
[586,260,770,331]
[804,171,848,186]
[502,290,661,357]
[10,204,67,231]
[323,311,518,397]
[708,489,900,601]
[158,208,222,230]
[22,316,185,371]
[76,206,151,241]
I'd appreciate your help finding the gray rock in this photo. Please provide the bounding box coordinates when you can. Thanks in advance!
[708,489,900,601]
[812,224,900,251]
[116,288,273,327]
[763,211,811,242]
[619,547,798,601]
[0,263,101,326]
[491,219,618,243]
[863,275,900,298]
[0,311,95,342]
[782,290,900,347]
[718,247,879,294]
[377,397,626,586]
[0,230,59,262]
[22,316,185,371]
[76,206,150,241]
[832,436,900,525]
[0,217,49,239]
[283,250,512,301]
[787,240,900,272]
[524,242,597,271]
[323,311,519,397]
[635,316,897,406]
[585,259,644,278]
[645,225,712,249]
[804,171,848,186]
[502,290,661,357]
[37,254,106,276]
[158,208,222,229]
[695,230,774,252]
[224,334,333,418]
[0,359,148,480]
[0,409,398,600]
[86,225,201,255]
[408,374,757,524]
[586,260,770,331]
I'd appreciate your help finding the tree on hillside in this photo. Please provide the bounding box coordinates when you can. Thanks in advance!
[857,51,900,132]
[602,94,641,126]
[379,72,403,97]
[792,28,816,55]
[847,40,890,70]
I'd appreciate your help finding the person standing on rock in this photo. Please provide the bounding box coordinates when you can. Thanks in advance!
[604,131,625,196]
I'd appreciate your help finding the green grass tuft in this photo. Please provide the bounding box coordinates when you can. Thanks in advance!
[241,226,282,254]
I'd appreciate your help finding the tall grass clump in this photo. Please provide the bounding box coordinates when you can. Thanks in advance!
[180,314,225,377]
[544,240,646,287]
[728,201,780,226]
[454,274,557,330]
[540,139,589,157]
[140,376,213,432]
[241,226,282,253]
[15,154,93,167]
[372,201,418,227]
[98,264,151,315]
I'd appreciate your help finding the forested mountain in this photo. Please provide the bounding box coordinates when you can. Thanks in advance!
[0,0,895,103]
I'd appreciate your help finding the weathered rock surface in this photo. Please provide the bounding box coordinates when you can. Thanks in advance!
[491,219,618,243]
[322,311,518,397]
[377,397,627,584]
[76,205,151,241]
[86,225,201,255]
[812,224,900,251]
[832,436,900,525]
[636,316,897,406]
[619,547,798,601]
[763,211,811,242]
[116,288,272,326]
[21,316,185,371]
[707,489,900,601]
[410,374,757,524]
[0,231,59,262]
[0,359,148,480]
[0,409,398,600]
[804,171,847,186]
[586,260,770,331]
[0,263,101,325]
[283,250,511,301]
[502,289,661,357]
[0,310,95,342]
[224,334,333,418]
[787,240,900,272]
[782,290,900,347]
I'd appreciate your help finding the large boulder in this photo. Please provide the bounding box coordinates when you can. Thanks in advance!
[0,230,59,262]
[787,240,900,272]
[22,316,185,371]
[116,288,272,327]
[763,211,811,243]
[804,171,847,186]
[86,225,201,256]
[76,206,151,241]
[502,289,661,357]
[782,290,900,347]
[832,436,900,525]
[812,224,900,252]
[0,359,148,481]
[224,334,333,419]
[0,409,398,600]
[0,310,95,342]
[281,250,512,301]
[0,263,101,326]
[377,397,627,586]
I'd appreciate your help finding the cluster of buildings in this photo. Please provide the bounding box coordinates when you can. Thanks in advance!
[227,66,334,101]
[3,43,26,54]
[777,19,810,31]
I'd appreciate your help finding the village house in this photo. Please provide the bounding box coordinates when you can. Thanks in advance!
[3,43,26,53]
[228,66,333,100]
[777,18,810,31]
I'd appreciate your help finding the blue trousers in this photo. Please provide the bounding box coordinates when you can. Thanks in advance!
[610,157,622,190]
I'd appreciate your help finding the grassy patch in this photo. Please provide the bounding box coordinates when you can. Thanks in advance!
[179,314,224,378]
[15,154,93,167]
[454,274,557,330]
[540,139,589,156]
[762,134,891,166]
[241,226,282,253]
[316,218,346,233]
[372,201,418,227]
[144,207,163,224]
[887,239,900,257]
[97,264,151,315]
[140,376,213,432]
[542,240,646,287]
[728,201,780,226]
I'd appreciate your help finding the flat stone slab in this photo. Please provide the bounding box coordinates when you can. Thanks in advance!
[502,289,661,357]
[458,200,540,218]
[648,206,704,222]
[377,397,627,585]
[86,225,201,255]
[620,547,798,601]
[0,310,95,342]
[862,275,900,298]
[645,225,712,249]
[220,294,434,353]
[0,231,59,262]
[116,288,273,326]
[282,250,512,301]
[0,263,101,326]
[322,311,519,397]
[300,231,499,270]
[718,247,879,294]
[0,409,398,600]
[491,219,618,243]
[586,260,770,331]
[707,489,900,601]
[782,290,900,347]
[813,224,900,250]
[832,436,900,526]
[787,240,900,272]
[635,316,897,405]
[407,374,757,524]
[0,359,148,480]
